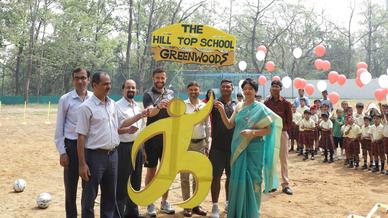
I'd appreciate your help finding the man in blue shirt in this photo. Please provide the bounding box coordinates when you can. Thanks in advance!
[293,89,310,107]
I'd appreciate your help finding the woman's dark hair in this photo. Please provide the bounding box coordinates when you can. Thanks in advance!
[241,78,258,92]
[205,89,215,100]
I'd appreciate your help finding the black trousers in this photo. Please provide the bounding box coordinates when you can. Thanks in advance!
[115,142,143,218]
[64,138,79,218]
[81,148,118,218]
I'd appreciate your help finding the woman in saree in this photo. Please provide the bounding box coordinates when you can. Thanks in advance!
[214,78,282,218]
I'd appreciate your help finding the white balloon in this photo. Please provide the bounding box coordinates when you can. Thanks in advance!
[378,75,388,88]
[238,61,247,71]
[293,47,302,59]
[360,71,372,85]
[255,50,266,61]
[282,76,292,89]
[317,80,327,92]
[238,79,244,89]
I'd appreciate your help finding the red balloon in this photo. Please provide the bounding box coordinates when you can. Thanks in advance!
[357,62,368,70]
[314,59,323,70]
[272,76,281,81]
[328,91,340,104]
[337,74,347,86]
[314,44,326,57]
[328,71,339,84]
[356,68,367,77]
[305,84,315,96]
[375,88,386,101]
[321,60,331,71]
[355,77,364,88]
[265,61,275,72]
[257,45,267,54]
[293,78,303,89]
[300,79,307,89]
[384,88,388,95]
[258,75,267,85]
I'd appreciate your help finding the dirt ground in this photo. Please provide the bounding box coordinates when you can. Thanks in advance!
[0,104,388,218]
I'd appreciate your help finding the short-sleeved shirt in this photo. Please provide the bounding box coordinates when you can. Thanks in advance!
[361,125,371,138]
[292,111,302,124]
[382,120,388,137]
[319,120,333,130]
[210,98,237,152]
[76,95,125,150]
[264,96,292,131]
[116,97,145,142]
[299,118,315,130]
[296,106,310,116]
[343,124,361,139]
[311,114,319,124]
[332,116,344,137]
[369,124,384,141]
[353,112,364,127]
[143,87,174,125]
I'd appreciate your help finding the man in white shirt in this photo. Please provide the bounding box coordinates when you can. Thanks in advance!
[115,80,147,218]
[181,81,210,217]
[54,67,92,218]
[76,72,146,218]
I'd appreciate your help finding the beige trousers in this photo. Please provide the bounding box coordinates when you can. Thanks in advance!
[180,140,206,200]
[280,131,290,187]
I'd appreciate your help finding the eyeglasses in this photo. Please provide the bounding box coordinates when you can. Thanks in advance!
[73,76,88,81]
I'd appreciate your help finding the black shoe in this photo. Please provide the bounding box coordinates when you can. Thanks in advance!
[282,187,293,195]
[311,155,315,160]
[323,158,328,163]
[328,158,334,163]
[348,162,354,168]
[289,148,294,152]
[344,159,349,165]
[303,154,308,161]
[372,165,379,173]
[361,164,368,170]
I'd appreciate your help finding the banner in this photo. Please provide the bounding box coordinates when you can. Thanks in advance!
[151,23,236,66]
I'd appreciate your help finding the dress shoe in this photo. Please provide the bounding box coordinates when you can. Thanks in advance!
[282,187,293,195]
[193,206,207,216]
[183,209,192,217]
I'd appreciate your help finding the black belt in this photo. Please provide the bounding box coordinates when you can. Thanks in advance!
[191,138,205,143]
[65,138,77,143]
[87,147,117,155]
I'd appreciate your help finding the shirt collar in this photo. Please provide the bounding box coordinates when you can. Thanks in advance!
[121,97,137,107]
[91,94,111,106]
[71,89,91,99]
[269,95,285,102]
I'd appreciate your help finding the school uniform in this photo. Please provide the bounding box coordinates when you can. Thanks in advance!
[342,124,361,166]
[319,119,334,162]
[369,124,385,172]
[299,118,316,159]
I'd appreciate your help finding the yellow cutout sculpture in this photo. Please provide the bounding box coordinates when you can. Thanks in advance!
[128,95,214,208]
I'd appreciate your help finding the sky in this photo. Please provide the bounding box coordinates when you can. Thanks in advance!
[207,0,388,30]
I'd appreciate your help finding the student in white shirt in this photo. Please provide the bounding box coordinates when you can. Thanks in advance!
[54,67,92,217]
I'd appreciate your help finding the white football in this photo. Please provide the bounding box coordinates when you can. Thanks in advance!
[13,179,26,192]
[36,192,52,209]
